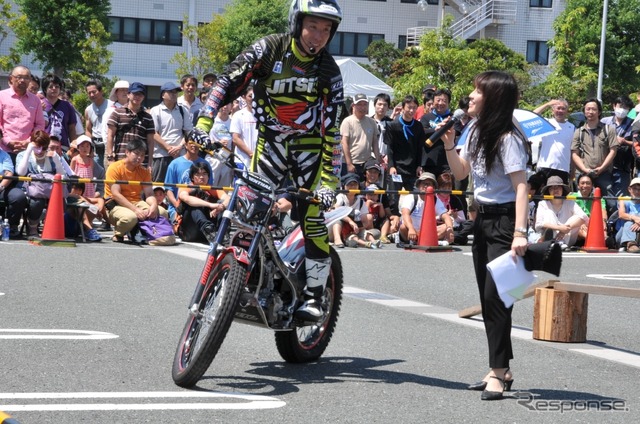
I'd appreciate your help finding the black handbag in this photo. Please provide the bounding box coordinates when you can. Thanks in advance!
[523,240,562,276]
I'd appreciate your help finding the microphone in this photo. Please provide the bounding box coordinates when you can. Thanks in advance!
[425,109,466,147]
[309,46,316,54]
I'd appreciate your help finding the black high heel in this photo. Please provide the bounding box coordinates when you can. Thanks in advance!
[468,368,514,391]
[481,376,505,401]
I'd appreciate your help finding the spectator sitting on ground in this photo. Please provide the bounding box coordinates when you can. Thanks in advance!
[176,162,230,243]
[361,159,399,242]
[436,172,472,245]
[615,177,640,252]
[330,173,381,249]
[153,186,169,210]
[65,182,102,242]
[534,175,587,249]
[105,139,168,243]
[398,172,454,244]
[164,139,213,223]
[15,130,69,236]
[526,171,547,243]
[0,147,28,238]
[363,183,395,243]
[569,173,607,242]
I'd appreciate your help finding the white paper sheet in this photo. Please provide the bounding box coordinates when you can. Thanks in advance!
[486,251,536,308]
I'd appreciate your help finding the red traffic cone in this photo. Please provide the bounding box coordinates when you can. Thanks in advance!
[582,187,607,252]
[418,186,439,248]
[38,174,75,247]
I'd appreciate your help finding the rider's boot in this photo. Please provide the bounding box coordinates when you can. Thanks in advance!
[295,257,332,322]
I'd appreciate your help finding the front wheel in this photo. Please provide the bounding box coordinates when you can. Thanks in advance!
[172,254,246,387]
[275,248,343,362]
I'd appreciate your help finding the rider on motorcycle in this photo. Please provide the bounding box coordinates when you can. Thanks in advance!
[189,0,344,322]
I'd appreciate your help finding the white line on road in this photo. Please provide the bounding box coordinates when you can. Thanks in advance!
[344,286,640,370]
[0,329,118,340]
[0,391,285,412]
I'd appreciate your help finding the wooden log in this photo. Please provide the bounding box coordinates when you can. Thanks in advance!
[533,287,589,342]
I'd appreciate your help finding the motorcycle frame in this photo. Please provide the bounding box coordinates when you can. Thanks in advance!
[188,165,306,330]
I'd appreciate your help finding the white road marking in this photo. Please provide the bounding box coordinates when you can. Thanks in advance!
[0,329,118,340]
[0,391,285,412]
[586,274,640,281]
[345,286,640,370]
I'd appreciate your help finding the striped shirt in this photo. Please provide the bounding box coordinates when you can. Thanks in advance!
[107,107,154,164]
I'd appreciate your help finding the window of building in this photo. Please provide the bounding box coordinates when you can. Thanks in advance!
[328,32,384,57]
[530,0,552,7]
[400,0,439,4]
[109,16,182,46]
[398,35,407,50]
[526,40,549,65]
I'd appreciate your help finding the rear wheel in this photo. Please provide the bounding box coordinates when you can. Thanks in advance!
[172,254,246,387]
[275,248,343,362]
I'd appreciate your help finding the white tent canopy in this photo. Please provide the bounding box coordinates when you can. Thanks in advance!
[336,58,393,101]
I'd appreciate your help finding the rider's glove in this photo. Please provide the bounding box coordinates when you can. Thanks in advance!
[187,127,223,152]
[314,186,336,210]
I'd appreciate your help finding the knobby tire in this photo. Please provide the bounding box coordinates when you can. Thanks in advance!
[275,247,343,362]
[172,254,246,387]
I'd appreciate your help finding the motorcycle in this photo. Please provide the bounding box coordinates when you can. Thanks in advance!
[172,147,351,388]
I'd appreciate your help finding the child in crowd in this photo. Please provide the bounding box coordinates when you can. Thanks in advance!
[330,173,381,249]
[436,172,472,245]
[153,186,170,211]
[399,172,454,244]
[363,183,396,243]
[69,135,106,229]
[361,159,399,243]
[65,182,102,242]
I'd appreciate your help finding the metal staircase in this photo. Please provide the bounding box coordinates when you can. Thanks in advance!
[407,0,517,47]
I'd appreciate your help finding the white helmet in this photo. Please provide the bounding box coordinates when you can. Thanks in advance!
[288,0,342,44]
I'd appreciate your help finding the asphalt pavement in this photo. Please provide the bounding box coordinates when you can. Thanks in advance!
[1,237,639,423]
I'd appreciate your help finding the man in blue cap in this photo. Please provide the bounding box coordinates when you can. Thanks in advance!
[106,82,155,172]
[150,82,193,182]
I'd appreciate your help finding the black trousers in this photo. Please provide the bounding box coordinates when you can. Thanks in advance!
[472,210,515,369]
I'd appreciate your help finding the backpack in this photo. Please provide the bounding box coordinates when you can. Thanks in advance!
[139,215,176,246]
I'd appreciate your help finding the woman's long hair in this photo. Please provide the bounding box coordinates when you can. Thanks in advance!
[469,71,519,174]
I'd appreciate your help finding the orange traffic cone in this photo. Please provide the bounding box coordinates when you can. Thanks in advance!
[418,186,439,248]
[405,186,452,252]
[38,174,75,247]
[581,187,607,252]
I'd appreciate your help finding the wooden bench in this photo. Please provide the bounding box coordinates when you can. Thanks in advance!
[459,280,640,343]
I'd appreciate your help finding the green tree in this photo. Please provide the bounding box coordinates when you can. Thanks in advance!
[363,39,403,81]
[545,0,640,106]
[390,26,530,106]
[0,0,19,71]
[218,0,289,63]
[170,15,229,81]
[10,0,112,77]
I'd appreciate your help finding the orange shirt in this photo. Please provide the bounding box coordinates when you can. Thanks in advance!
[105,159,151,202]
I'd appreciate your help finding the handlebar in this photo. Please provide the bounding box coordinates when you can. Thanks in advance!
[276,187,320,205]
[205,145,320,206]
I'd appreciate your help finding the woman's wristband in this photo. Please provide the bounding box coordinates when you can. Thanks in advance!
[445,145,457,151]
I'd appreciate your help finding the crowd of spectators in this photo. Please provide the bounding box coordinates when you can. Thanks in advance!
[2,64,640,251]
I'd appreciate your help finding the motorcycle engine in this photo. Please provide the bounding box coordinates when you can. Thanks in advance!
[266,293,284,325]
